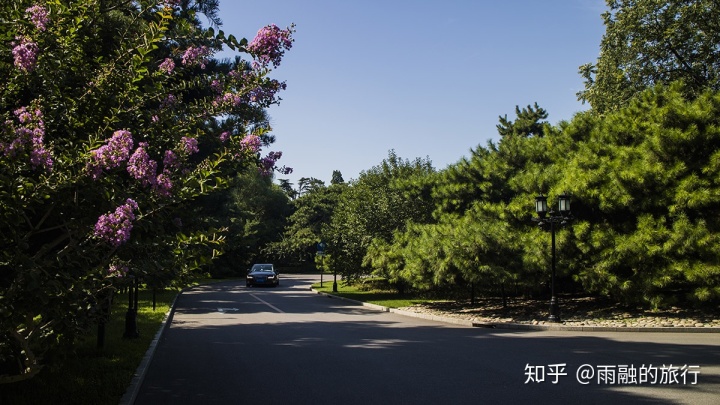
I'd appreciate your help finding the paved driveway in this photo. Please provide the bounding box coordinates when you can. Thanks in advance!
[133,274,720,405]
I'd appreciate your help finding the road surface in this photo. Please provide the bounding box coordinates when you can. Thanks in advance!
[134,274,720,404]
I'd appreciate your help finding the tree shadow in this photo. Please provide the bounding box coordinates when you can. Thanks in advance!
[134,281,720,405]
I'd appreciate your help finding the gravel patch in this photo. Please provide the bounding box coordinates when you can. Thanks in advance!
[396,297,720,329]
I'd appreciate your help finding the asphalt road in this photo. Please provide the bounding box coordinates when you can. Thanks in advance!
[133,274,720,405]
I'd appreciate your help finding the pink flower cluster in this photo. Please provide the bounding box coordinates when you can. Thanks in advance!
[247,24,294,68]
[259,151,289,176]
[210,79,223,94]
[240,134,262,153]
[154,173,172,197]
[248,80,287,106]
[87,132,173,197]
[214,92,243,108]
[87,130,134,179]
[2,106,52,170]
[12,36,39,72]
[219,131,230,142]
[182,45,211,69]
[26,5,49,32]
[126,143,178,197]
[159,58,175,74]
[163,149,179,170]
[94,199,139,247]
[181,137,199,155]
[127,142,158,187]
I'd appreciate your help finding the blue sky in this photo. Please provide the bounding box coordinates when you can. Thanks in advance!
[214,0,608,186]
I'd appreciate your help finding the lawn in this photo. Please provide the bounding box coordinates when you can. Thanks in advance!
[312,278,436,308]
[0,288,177,405]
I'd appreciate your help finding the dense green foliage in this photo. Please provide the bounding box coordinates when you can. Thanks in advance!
[563,83,720,306]
[278,84,720,309]
[275,0,720,308]
[0,288,176,405]
[362,84,720,308]
[1,0,292,383]
[326,151,435,283]
[202,170,293,275]
[578,0,720,113]
[268,178,345,265]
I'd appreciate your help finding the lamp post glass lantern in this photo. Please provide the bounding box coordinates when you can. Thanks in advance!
[558,193,571,215]
[532,193,572,323]
[535,195,548,219]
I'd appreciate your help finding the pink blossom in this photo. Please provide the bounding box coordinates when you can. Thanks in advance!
[240,135,262,153]
[94,199,139,247]
[4,106,52,170]
[258,151,285,176]
[162,149,179,171]
[248,80,287,106]
[159,58,175,74]
[182,45,211,68]
[153,173,172,197]
[161,93,179,108]
[210,79,223,94]
[181,137,199,155]
[25,5,49,32]
[87,130,134,179]
[127,142,158,186]
[215,92,243,108]
[219,131,230,142]
[30,145,52,170]
[12,36,39,72]
[247,24,294,68]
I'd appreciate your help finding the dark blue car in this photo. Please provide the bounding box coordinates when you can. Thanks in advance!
[246,263,279,287]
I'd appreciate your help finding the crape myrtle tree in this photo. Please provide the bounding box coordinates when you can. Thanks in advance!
[0,0,294,382]
[578,0,720,114]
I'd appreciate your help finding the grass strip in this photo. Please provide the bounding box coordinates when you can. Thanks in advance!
[312,280,433,308]
[1,288,177,405]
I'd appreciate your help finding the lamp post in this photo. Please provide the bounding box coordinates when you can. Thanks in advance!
[532,193,572,323]
[123,273,140,338]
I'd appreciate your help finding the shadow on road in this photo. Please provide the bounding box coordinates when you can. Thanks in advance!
[135,279,720,405]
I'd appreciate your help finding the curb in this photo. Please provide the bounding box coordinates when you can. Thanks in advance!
[311,289,720,333]
[118,292,181,405]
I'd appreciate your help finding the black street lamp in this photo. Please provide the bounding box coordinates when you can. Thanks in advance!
[123,273,140,338]
[333,267,338,293]
[532,193,572,323]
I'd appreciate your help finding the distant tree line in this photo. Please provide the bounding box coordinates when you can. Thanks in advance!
[261,0,720,309]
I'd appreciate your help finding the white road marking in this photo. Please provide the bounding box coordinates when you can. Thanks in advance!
[250,293,285,313]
